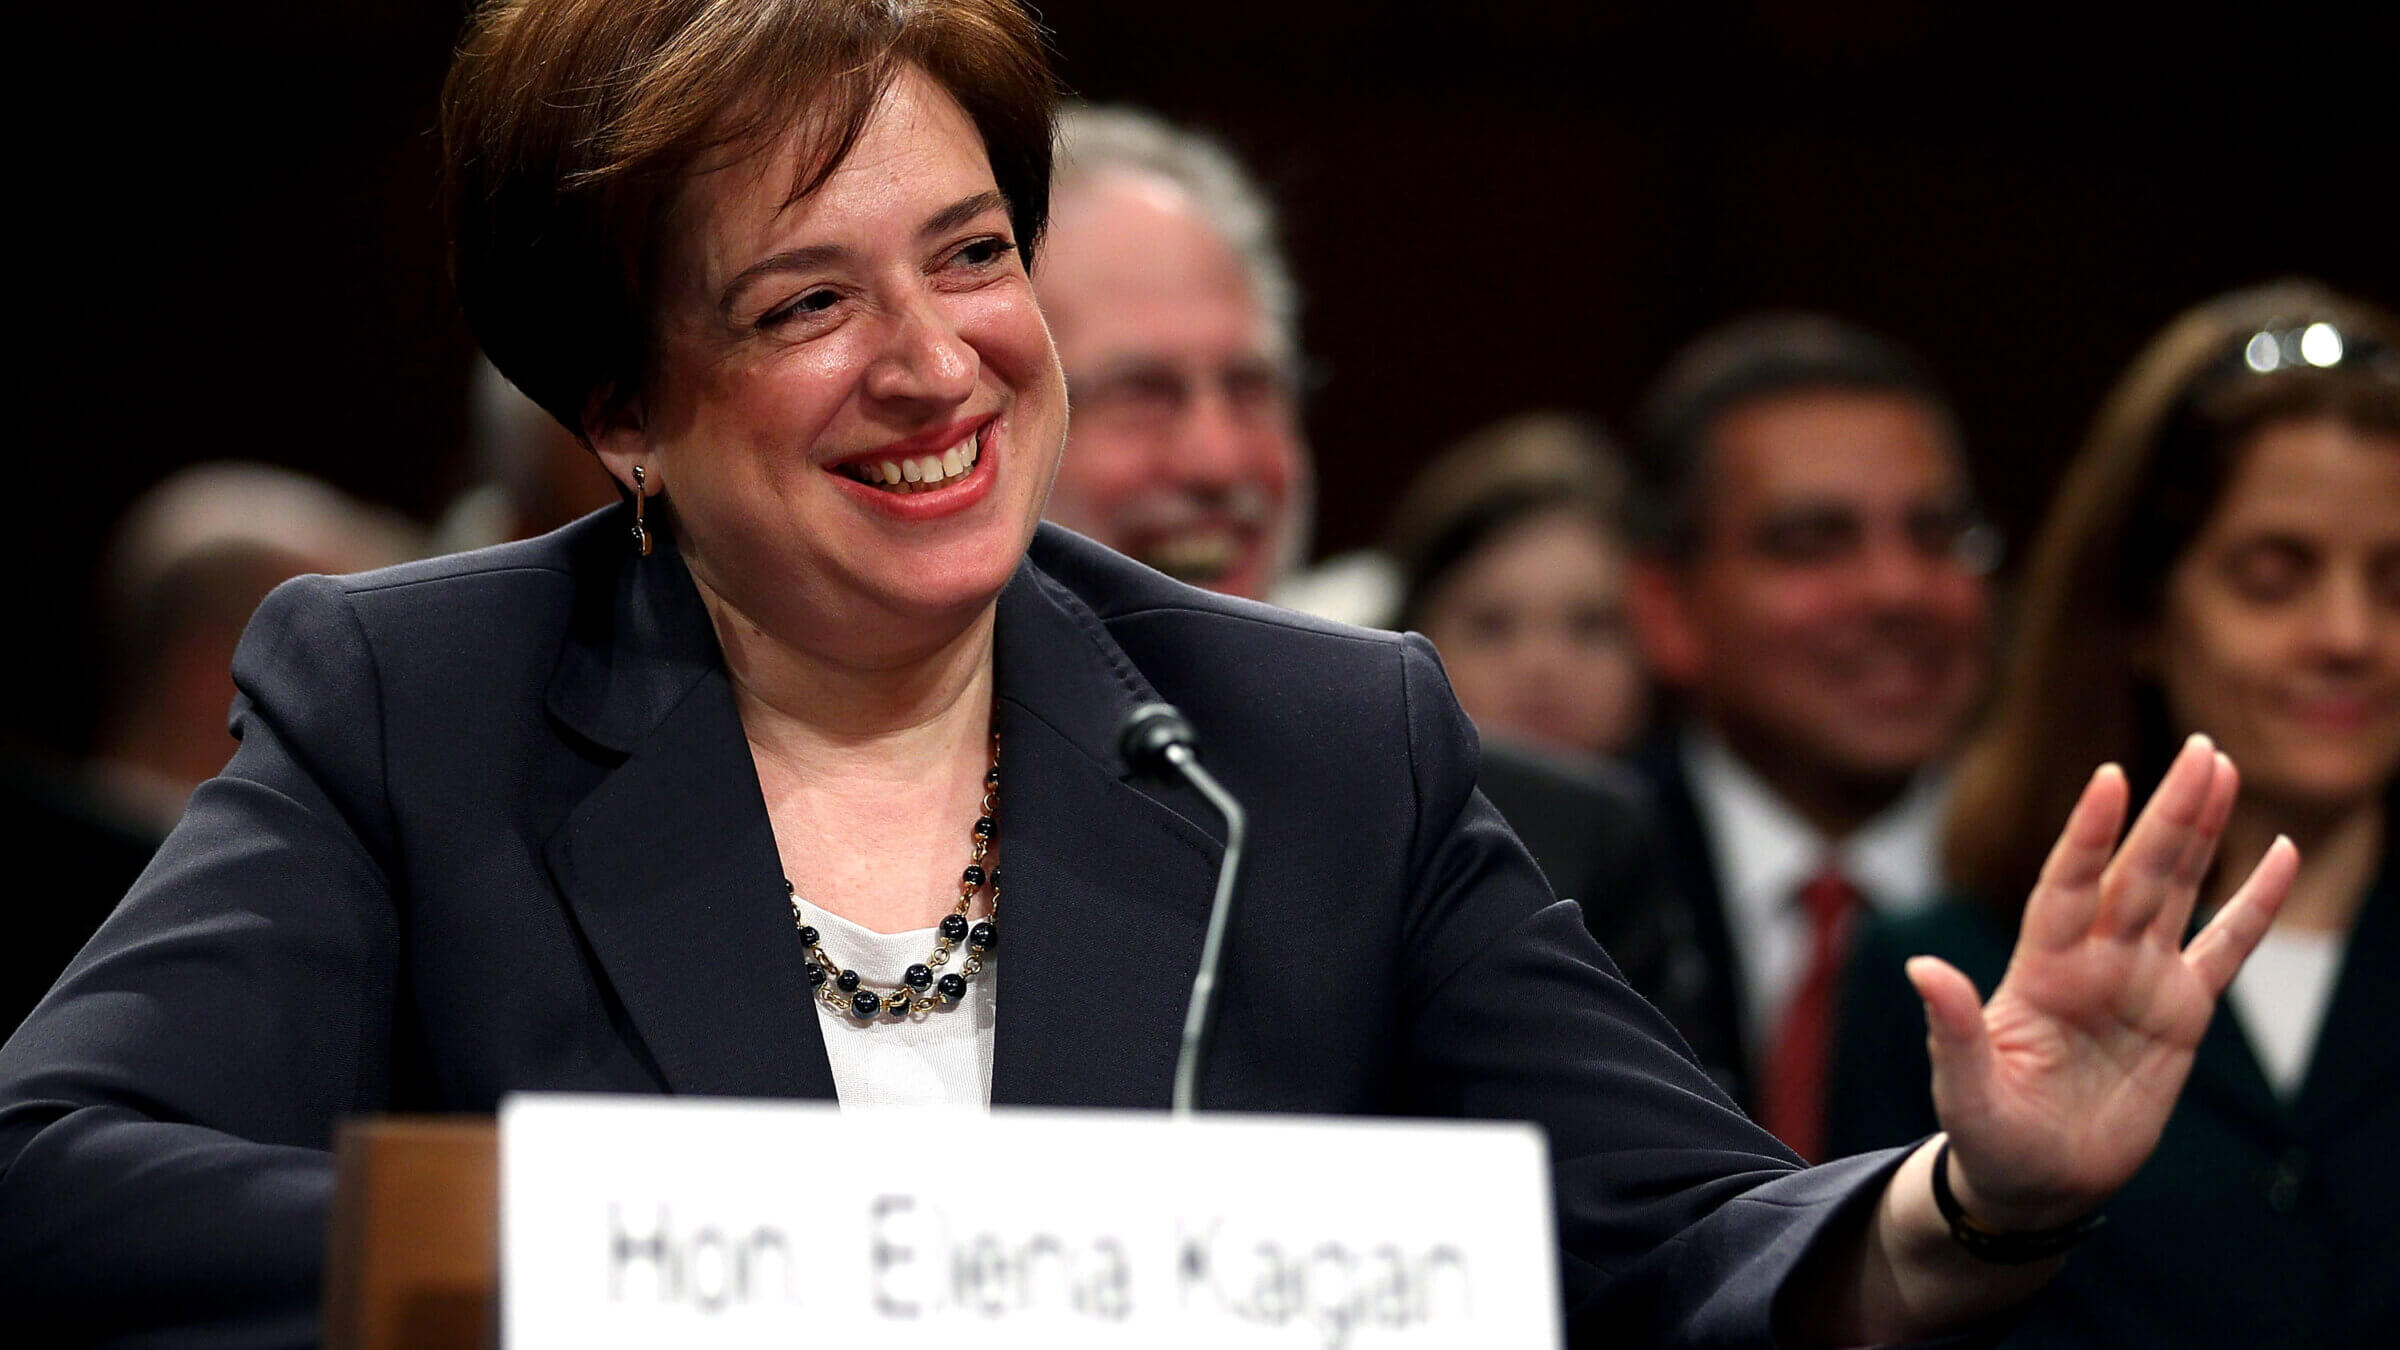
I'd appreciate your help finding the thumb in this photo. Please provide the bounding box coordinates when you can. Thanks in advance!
[1908,954,1994,1126]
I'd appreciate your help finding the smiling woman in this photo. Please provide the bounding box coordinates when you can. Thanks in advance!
[0,3,2310,1346]
[1831,280,2400,1347]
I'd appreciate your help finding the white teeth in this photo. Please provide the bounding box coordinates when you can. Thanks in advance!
[1145,530,1241,582]
[845,430,984,493]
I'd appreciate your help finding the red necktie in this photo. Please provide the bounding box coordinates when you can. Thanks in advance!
[1758,864,1863,1162]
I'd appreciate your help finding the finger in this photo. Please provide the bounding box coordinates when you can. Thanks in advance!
[2155,752,2239,942]
[1909,955,1995,1126]
[2021,763,2129,951]
[2094,734,2218,939]
[2185,835,2299,996]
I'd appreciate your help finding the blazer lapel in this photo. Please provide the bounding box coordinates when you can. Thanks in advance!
[541,542,835,1101]
[2183,997,2283,1137]
[2291,866,2400,1135]
[1629,734,1752,1104]
[534,528,1227,1109]
[984,553,1225,1110]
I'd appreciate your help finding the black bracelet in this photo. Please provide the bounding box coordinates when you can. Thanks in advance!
[1930,1137,2104,1265]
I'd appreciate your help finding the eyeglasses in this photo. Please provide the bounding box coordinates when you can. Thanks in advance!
[2211,319,2397,383]
[1065,355,1305,431]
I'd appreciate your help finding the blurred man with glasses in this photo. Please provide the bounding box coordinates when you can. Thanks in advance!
[1036,106,1309,604]
[1036,107,1675,977]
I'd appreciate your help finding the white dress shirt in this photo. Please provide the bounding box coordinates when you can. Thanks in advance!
[1682,731,1949,1065]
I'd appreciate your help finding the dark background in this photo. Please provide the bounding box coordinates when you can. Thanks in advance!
[16,1,2396,758]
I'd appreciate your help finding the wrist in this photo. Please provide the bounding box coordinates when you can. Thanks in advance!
[1931,1136,2103,1265]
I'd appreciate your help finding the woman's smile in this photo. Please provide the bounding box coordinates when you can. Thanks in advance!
[832,414,995,508]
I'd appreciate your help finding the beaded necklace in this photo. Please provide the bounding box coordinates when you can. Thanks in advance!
[786,728,1000,1021]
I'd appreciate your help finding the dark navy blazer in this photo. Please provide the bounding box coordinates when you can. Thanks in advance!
[0,513,1922,1346]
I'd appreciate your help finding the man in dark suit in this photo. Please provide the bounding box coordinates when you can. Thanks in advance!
[1620,315,1996,1157]
[1034,106,1670,937]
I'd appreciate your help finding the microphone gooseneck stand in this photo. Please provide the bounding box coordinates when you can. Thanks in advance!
[1116,703,1248,1116]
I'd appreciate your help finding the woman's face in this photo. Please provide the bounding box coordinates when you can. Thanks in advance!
[1417,507,1648,759]
[596,66,1067,654]
[2157,416,2400,816]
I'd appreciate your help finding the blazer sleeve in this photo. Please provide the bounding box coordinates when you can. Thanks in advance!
[0,575,401,1347]
[1385,635,1949,1347]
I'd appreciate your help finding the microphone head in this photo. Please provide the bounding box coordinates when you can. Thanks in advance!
[1118,701,1198,771]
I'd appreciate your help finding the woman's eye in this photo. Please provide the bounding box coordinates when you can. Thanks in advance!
[762,289,841,327]
[2221,539,2312,602]
[2370,549,2400,608]
[951,236,1017,269]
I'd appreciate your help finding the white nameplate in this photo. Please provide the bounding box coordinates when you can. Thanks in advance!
[501,1094,1560,1349]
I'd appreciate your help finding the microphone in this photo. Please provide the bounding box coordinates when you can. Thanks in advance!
[1117,702,1248,1116]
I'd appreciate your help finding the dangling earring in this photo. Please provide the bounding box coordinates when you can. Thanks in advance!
[629,464,654,557]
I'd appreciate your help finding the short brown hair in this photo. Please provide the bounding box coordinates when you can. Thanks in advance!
[442,0,1057,438]
[1387,412,1631,633]
[1945,280,2400,912]
[1631,313,1963,560]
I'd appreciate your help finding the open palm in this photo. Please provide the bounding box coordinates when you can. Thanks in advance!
[1906,735,2297,1229]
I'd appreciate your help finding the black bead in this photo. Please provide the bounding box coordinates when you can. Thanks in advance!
[937,973,967,999]
[806,963,827,988]
[836,968,861,992]
[962,863,985,888]
[888,991,913,1016]
[989,869,1001,890]
[985,767,1000,788]
[973,815,995,838]
[906,964,933,990]
[796,925,819,947]
[940,913,970,942]
[969,920,997,950]
[850,990,882,1019]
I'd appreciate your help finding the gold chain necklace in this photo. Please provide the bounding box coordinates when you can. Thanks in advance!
[786,728,999,1021]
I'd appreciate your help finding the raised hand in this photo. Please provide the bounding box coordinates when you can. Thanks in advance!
[1907,734,2298,1230]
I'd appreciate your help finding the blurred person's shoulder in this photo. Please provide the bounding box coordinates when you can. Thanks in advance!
[1856,894,2011,983]
[1027,522,1413,660]
[1476,736,1655,819]
[1019,524,1450,781]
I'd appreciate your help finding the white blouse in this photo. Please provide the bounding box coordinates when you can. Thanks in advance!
[796,901,997,1110]
[2226,925,2345,1100]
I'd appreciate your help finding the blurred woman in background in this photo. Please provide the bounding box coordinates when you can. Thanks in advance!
[1829,279,2400,1347]
[1392,413,1650,760]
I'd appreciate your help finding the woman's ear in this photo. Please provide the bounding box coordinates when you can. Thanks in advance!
[585,385,653,496]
